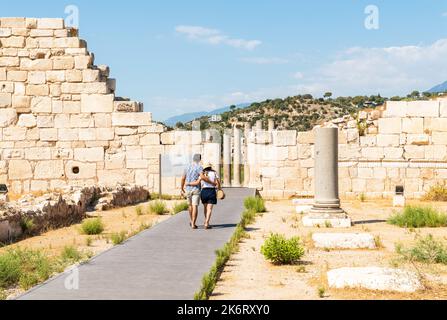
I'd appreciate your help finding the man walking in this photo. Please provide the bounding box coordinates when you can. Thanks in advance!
[181,154,203,229]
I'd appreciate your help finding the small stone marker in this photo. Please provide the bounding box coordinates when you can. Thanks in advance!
[327,267,423,293]
[312,233,376,249]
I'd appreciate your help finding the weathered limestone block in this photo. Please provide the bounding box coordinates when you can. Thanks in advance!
[36,115,54,128]
[121,135,139,146]
[361,147,384,159]
[0,93,12,108]
[3,127,26,141]
[93,114,111,128]
[406,101,439,117]
[404,145,425,160]
[70,114,94,128]
[74,147,104,162]
[30,180,49,192]
[114,101,143,112]
[440,100,447,118]
[359,136,376,147]
[0,36,25,48]
[79,128,96,141]
[112,112,152,127]
[383,147,404,159]
[160,132,174,145]
[81,94,114,113]
[327,267,422,293]
[96,128,114,141]
[20,59,52,71]
[65,161,96,180]
[34,160,65,179]
[0,108,17,127]
[58,128,79,141]
[432,132,447,145]
[272,131,297,146]
[61,82,108,94]
[7,70,27,81]
[8,159,32,179]
[407,134,430,146]
[115,127,137,136]
[297,131,315,144]
[52,148,73,160]
[97,169,134,186]
[126,160,149,169]
[25,147,51,160]
[74,55,93,70]
[1,18,26,28]
[174,131,202,145]
[378,118,401,134]
[402,118,424,134]
[63,101,81,114]
[30,96,52,113]
[425,145,447,160]
[40,128,58,142]
[376,134,399,147]
[105,153,125,170]
[142,146,163,159]
[312,233,376,249]
[36,18,64,29]
[140,134,160,146]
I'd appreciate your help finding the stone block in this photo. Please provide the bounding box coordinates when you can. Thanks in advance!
[425,145,447,160]
[440,100,447,117]
[0,93,12,108]
[74,55,92,69]
[36,115,54,128]
[114,101,142,112]
[378,118,401,134]
[0,109,16,127]
[97,169,134,186]
[20,59,52,71]
[327,267,422,293]
[63,101,81,114]
[37,18,64,29]
[105,153,125,170]
[406,101,439,117]
[96,128,115,141]
[383,147,404,159]
[429,118,447,132]
[297,131,314,144]
[404,146,425,160]
[94,114,112,128]
[46,70,65,82]
[26,84,49,96]
[74,147,104,162]
[1,18,26,28]
[81,94,114,113]
[12,96,31,111]
[65,161,96,180]
[70,114,94,127]
[0,36,25,48]
[383,101,407,118]
[8,160,32,179]
[272,131,297,146]
[0,57,20,67]
[174,131,202,145]
[34,160,64,179]
[40,128,58,142]
[302,216,352,228]
[407,134,430,146]
[402,118,424,134]
[376,134,399,147]
[66,69,82,82]
[160,132,174,144]
[3,127,26,141]
[17,114,37,128]
[79,128,96,141]
[140,134,160,145]
[7,70,27,81]
[312,233,376,249]
[58,128,79,141]
[361,147,384,159]
[432,132,447,145]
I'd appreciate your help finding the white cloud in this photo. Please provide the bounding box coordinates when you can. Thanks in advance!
[292,72,304,79]
[175,25,261,50]
[442,11,447,17]
[240,57,289,65]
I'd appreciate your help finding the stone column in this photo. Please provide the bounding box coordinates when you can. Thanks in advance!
[255,120,263,131]
[244,123,251,187]
[268,119,275,131]
[223,131,232,187]
[303,127,351,228]
[233,127,241,187]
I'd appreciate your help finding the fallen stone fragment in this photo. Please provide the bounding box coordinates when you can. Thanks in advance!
[327,267,423,293]
[312,233,376,249]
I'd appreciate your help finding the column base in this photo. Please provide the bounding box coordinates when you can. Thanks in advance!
[303,208,352,228]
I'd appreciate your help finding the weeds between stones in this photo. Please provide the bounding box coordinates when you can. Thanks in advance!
[396,235,447,265]
[423,184,447,202]
[244,196,266,213]
[110,231,127,245]
[172,201,189,215]
[261,233,305,265]
[148,200,169,215]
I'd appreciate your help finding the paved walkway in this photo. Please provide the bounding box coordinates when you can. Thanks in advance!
[19,188,254,300]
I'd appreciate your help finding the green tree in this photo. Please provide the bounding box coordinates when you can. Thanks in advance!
[324,92,332,99]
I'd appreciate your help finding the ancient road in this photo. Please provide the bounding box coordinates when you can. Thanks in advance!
[18,188,254,300]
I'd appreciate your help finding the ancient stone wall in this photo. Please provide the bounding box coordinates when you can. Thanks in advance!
[248,99,447,200]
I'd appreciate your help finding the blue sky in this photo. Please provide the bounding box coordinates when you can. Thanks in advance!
[3,1,447,120]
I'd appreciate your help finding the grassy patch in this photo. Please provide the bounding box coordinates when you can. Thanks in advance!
[194,196,266,300]
[60,245,83,264]
[0,248,53,291]
[80,218,105,235]
[388,206,447,228]
[110,232,127,245]
[396,235,447,265]
[135,206,144,216]
[148,200,169,215]
[261,234,305,265]
[423,185,447,202]
[244,196,266,213]
[20,217,35,235]
[172,201,189,215]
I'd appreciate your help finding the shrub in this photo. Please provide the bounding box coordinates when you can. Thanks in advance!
[81,218,104,235]
[396,235,447,265]
[148,200,169,215]
[85,237,93,247]
[423,185,447,202]
[388,206,447,228]
[172,201,189,215]
[20,217,35,235]
[261,234,305,265]
[60,246,82,263]
[111,232,127,245]
[244,196,266,213]
[0,248,53,290]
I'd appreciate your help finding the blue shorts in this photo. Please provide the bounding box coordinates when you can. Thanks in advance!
[201,188,217,205]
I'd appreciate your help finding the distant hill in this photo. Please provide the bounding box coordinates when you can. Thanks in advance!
[427,81,447,93]
[164,103,250,126]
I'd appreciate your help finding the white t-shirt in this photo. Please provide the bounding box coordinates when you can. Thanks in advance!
[201,170,219,189]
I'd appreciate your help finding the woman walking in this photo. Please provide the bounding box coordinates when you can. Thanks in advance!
[200,163,221,229]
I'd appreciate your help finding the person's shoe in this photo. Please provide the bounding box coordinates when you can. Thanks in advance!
[192,225,198,229]
[204,225,213,230]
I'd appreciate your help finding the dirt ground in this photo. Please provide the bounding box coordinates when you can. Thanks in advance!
[0,200,182,299]
[211,199,447,300]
